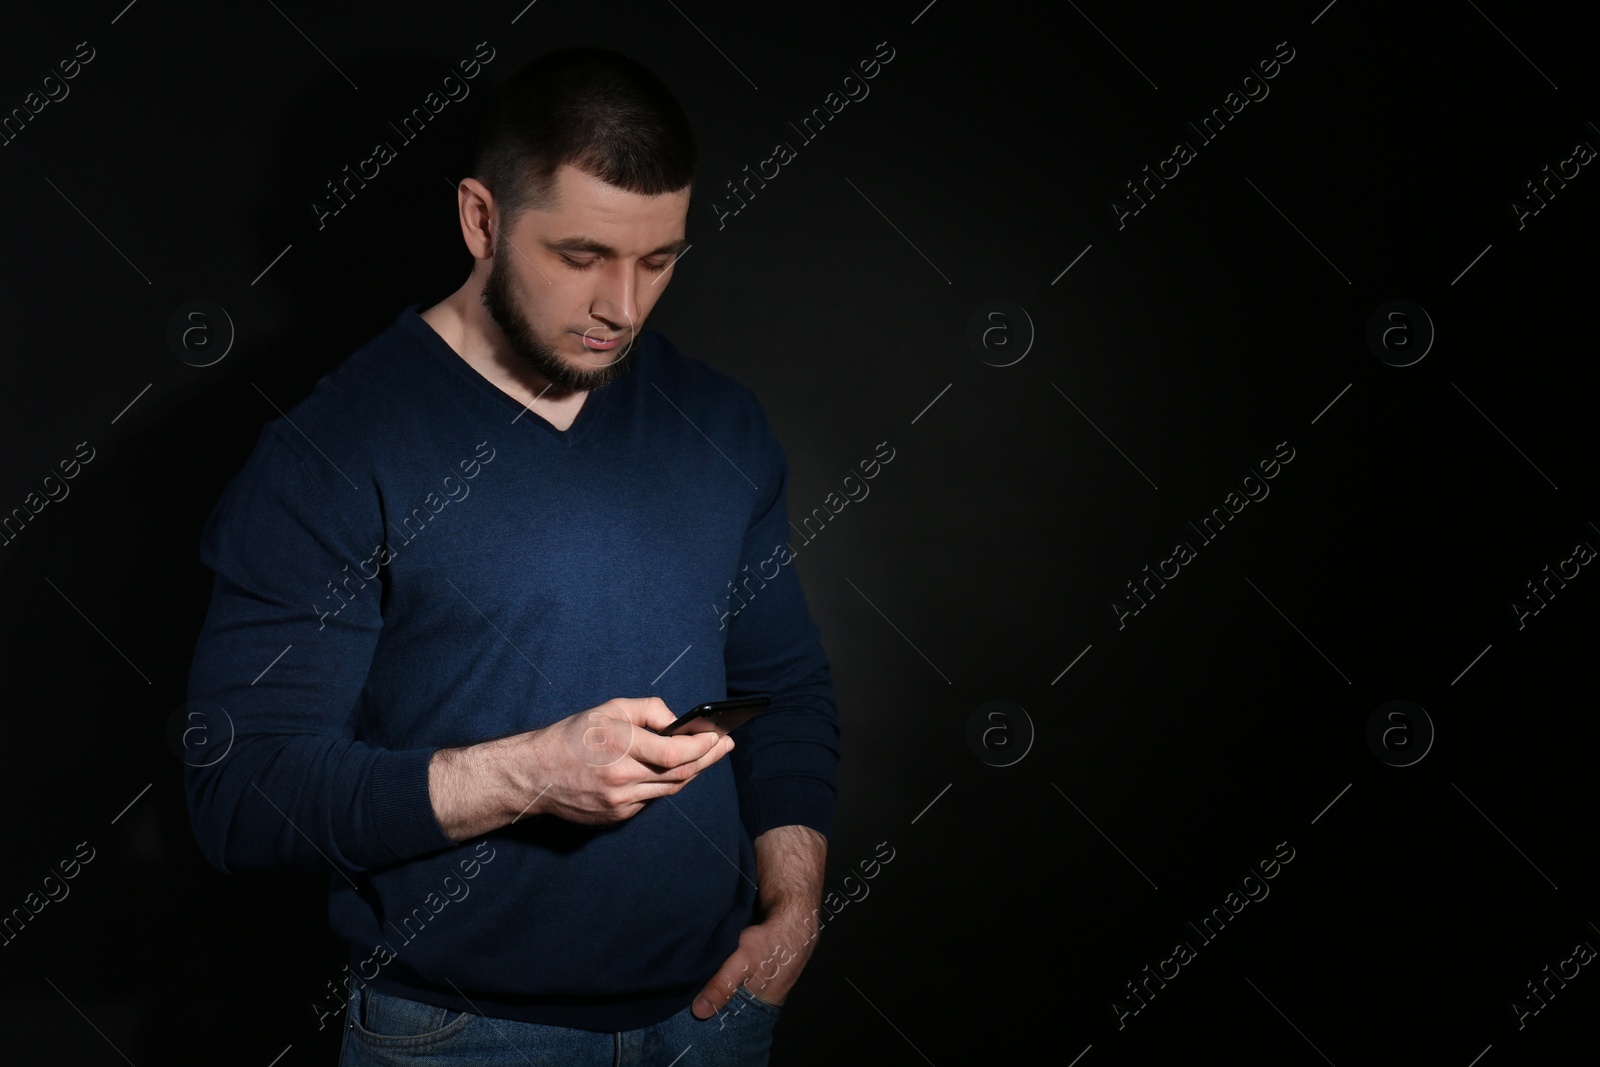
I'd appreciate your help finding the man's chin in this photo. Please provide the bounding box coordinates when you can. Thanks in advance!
[531,348,633,393]
[575,340,636,376]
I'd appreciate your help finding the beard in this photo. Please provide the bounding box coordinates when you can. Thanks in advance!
[480,232,635,393]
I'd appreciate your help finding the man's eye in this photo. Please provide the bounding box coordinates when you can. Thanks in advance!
[558,255,671,272]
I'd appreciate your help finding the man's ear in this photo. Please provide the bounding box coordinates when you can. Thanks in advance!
[457,177,498,260]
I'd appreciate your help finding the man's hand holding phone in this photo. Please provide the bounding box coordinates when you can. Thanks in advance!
[513,697,735,826]
[429,696,774,841]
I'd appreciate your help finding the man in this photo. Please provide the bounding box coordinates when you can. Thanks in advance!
[185,46,840,1066]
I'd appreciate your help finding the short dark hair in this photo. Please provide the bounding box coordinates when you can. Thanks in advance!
[470,47,696,227]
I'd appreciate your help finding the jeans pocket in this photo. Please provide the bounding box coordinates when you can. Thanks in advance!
[351,985,476,1046]
[733,983,782,1017]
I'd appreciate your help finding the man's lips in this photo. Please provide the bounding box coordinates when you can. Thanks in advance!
[579,332,624,350]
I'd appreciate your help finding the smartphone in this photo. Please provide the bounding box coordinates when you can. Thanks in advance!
[657,696,771,737]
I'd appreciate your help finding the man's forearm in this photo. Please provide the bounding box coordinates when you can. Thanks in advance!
[732,824,828,1000]
[753,824,828,922]
[429,732,534,842]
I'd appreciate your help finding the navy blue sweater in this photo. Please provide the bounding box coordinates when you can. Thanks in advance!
[184,306,840,1031]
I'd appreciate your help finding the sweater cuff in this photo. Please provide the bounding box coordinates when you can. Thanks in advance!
[370,747,456,863]
[743,774,836,843]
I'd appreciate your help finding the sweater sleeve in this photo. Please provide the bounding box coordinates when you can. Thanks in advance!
[183,424,456,876]
[723,402,842,843]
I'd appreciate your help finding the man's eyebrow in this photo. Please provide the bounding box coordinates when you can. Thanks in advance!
[542,235,688,257]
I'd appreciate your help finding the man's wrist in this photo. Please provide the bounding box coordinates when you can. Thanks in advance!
[756,896,820,929]
[497,729,550,824]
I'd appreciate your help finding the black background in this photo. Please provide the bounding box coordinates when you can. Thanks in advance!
[1,0,1596,1063]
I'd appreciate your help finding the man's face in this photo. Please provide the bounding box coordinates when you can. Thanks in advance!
[481,163,690,393]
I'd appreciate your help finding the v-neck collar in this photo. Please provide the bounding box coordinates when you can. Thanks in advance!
[401,304,622,446]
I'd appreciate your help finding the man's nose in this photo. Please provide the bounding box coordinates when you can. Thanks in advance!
[590,263,638,329]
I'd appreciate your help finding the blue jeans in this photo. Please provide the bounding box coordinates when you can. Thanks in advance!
[338,982,780,1066]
